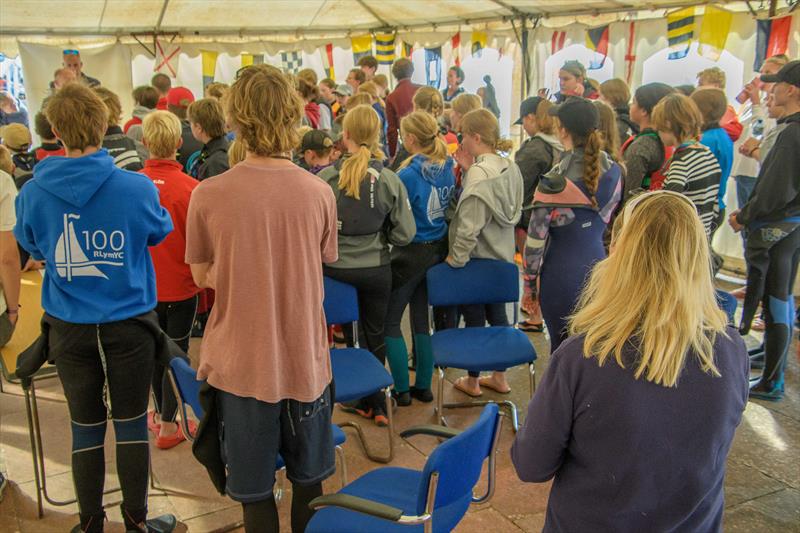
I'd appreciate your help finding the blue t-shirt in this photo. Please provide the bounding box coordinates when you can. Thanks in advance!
[397,155,455,242]
[700,127,734,209]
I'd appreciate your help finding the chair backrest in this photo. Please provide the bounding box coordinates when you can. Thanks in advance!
[426,259,519,307]
[415,404,500,519]
[323,276,360,325]
[168,357,204,419]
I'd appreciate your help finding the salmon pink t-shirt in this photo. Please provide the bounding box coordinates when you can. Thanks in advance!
[185,160,338,403]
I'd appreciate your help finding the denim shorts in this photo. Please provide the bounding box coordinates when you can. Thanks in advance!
[217,386,335,503]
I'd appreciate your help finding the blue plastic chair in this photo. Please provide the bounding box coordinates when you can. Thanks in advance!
[324,276,395,463]
[167,357,348,497]
[306,403,502,533]
[426,259,537,431]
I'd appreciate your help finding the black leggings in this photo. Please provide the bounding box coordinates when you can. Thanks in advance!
[241,481,322,533]
[462,303,509,377]
[153,295,198,422]
[323,264,392,408]
[49,314,156,532]
[385,240,447,337]
[759,227,800,389]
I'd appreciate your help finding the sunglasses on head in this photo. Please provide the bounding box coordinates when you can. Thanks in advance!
[63,49,80,55]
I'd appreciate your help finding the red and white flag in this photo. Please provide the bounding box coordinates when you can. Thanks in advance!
[551,31,566,54]
[154,38,181,77]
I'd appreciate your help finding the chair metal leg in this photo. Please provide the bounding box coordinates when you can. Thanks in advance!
[529,362,536,395]
[335,445,347,486]
[25,378,126,518]
[472,412,504,504]
[434,368,523,432]
[338,387,394,463]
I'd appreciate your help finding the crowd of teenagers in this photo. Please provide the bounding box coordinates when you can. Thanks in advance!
[0,46,797,533]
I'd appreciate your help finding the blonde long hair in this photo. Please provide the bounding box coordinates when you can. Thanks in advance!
[339,105,384,199]
[569,191,728,387]
[398,111,448,169]
[460,108,514,153]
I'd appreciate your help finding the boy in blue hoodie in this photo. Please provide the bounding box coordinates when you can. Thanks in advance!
[14,84,175,533]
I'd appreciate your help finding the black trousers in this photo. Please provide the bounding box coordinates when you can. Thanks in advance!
[323,264,392,409]
[49,314,155,531]
[153,295,198,422]
[385,240,447,337]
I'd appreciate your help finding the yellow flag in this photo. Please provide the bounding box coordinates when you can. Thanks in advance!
[241,53,254,68]
[471,31,487,57]
[201,50,218,85]
[698,5,733,61]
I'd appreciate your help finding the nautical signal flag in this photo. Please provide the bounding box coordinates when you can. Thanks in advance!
[281,51,302,74]
[401,41,414,58]
[551,31,566,54]
[322,43,335,80]
[471,31,487,57]
[755,16,792,70]
[375,32,396,65]
[240,53,263,68]
[351,34,373,64]
[667,7,695,60]
[200,50,218,88]
[451,32,461,66]
[698,5,733,61]
[585,25,609,69]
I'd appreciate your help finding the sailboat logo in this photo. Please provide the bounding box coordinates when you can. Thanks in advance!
[55,214,123,281]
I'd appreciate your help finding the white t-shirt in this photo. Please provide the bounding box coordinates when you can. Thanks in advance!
[0,170,17,315]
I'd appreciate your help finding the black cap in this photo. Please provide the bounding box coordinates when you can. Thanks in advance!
[301,130,333,152]
[760,60,800,88]
[548,97,599,137]
[514,96,544,125]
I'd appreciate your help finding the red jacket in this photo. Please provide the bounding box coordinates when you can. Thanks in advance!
[156,96,168,110]
[722,105,743,142]
[123,116,142,134]
[385,79,422,157]
[142,159,201,302]
[305,102,321,129]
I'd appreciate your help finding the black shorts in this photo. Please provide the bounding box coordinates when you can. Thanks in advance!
[217,386,335,503]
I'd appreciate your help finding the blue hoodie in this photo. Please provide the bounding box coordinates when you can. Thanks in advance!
[14,150,172,324]
[397,155,456,242]
[700,127,733,210]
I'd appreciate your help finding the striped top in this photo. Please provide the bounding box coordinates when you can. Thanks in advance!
[663,144,720,234]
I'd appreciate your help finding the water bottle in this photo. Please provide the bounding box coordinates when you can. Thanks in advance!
[752,118,764,141]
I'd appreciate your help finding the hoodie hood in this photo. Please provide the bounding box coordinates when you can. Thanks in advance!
[460,155,523,226]
[132,105,153,120]
[533,132,565,154]
[407,154,455,185]
[31,149,115,208]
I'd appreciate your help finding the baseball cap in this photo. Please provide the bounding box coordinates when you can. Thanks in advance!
[760,60,800,88]
[332,84,353,97]
[0,123,32,151]
[301,130,334,152]
[548,97,599,137]
[166,87,195,108]
[514,96,544,125]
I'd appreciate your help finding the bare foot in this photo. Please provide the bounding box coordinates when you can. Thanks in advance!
[453,376,482,397]
[478,373,511,394]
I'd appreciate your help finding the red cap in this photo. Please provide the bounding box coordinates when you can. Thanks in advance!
[166,87,195,108]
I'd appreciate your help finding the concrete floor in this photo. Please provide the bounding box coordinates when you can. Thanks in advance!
[0,299,798,532]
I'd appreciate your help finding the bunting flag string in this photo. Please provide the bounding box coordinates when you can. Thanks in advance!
[667,7,695,60]
[375,32,396,65]
[585,25,609,69]
[755,16,792,70]
[698,5,733,61]
[351,34,373,64]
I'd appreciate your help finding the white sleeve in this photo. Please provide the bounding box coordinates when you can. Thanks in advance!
[0,171,17,232]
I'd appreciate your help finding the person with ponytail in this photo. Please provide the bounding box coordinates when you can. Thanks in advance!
[384,111,456,406]
[318,105,416,424]
[513,191,748,532]
[446,108,523,397]
[522,97,622,353]
[390,86,448,171]
[651,93,721,235]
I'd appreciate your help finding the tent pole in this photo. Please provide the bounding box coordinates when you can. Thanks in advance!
[156,0,171,33]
